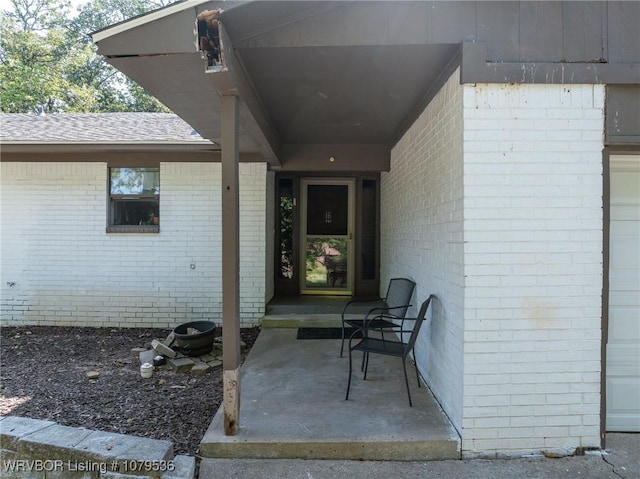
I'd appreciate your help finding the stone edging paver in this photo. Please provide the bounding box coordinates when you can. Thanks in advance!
[0,416,195,479]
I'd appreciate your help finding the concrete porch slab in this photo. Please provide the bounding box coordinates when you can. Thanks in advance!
[200,329,460,461]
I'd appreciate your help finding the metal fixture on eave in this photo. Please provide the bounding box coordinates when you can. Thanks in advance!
[197,8,224,70]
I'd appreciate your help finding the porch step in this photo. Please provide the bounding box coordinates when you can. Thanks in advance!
[262,314,343,328]
[201,420,459,461]
[265,297,385,317]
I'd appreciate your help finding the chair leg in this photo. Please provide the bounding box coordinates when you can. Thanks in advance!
[402,358,413,407]
[363,351,370,380]
[414,358,421,388]
[346,344,354,400]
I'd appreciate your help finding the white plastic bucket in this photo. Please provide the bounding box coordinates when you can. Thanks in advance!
[140,362,154,378]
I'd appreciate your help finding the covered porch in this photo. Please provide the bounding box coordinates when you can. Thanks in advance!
[200,328,460,460]
[89,0,640,457]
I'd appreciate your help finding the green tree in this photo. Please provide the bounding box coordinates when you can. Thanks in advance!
[0,0,170,113]
[5,0,71,31]
[68,0,170,112]
[0,16,98,112]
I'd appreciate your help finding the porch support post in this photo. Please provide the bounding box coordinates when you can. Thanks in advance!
[220,93,241,436]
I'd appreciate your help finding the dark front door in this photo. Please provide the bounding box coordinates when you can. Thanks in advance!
[274,175,380,298]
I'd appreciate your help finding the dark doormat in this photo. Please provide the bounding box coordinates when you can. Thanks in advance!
[296,327,360,340]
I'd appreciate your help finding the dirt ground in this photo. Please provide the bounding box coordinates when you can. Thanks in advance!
[0,325,260,455]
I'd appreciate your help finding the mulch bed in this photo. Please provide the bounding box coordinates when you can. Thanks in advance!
[0,325,260,456]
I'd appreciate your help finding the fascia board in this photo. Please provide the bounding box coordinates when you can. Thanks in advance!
[92,0,210,44]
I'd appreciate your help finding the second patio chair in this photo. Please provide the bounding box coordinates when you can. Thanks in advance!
[340,277,416,357]
[345,295,434,407]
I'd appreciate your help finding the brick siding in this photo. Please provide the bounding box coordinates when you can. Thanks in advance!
[382,68,465,435]
[383,68,605,456]
[461,83,604,456]
[0,162,268,328]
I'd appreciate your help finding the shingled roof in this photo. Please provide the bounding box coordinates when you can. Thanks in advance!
[0,113,212,144]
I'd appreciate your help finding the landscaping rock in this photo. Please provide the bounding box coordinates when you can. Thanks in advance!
[139,349,156,366]
[162,454,196,479]
[152,339,177,359]
[198,354,217,362]
[206,359,222,369]
[85,371,100,380]
[190,363,211,376]
[167,358,194,373]
[163,332,176,347]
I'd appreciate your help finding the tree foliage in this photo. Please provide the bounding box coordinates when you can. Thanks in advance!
[0,0,171,113]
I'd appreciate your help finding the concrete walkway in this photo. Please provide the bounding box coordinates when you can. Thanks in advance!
[200,433,639,479]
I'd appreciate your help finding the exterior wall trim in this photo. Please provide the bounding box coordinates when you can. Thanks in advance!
[0,151,265,163]
[461,42,640,85]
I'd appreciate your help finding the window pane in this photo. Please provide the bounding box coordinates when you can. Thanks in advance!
[111,198,159,226]
[110,168,159,195]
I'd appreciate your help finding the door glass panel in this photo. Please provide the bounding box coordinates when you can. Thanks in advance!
[306,185,348,235]
[305,238,348,289]
[302,181,352,293]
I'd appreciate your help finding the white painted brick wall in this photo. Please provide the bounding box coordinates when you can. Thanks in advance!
[383,72,604,456]
[383,68,466,432]
[462,83,604,457]
[0,161,268,328]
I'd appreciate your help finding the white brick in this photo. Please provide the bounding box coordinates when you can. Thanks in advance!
[462,83,604,456]
[386,77,604,457]
[383,68,465,432]
[0,162,269,327]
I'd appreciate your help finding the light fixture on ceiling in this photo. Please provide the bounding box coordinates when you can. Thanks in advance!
[329,156,335,163]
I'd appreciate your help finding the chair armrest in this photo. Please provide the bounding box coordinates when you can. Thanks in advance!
[361,314,402,330]
[341,298,386,319]
[364,303,412,319]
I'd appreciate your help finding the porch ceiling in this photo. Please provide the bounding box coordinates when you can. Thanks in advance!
[237,44,457,145]
[94,1,461,171]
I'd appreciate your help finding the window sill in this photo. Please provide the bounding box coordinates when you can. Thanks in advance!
[107,225,160,234]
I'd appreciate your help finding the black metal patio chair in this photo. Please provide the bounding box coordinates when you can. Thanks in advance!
[345,295,434,407]
[340,277,416,357]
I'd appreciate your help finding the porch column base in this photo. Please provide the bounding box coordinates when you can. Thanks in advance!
[223,367,241,435]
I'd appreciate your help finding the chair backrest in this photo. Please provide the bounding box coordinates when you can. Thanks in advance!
[402,295,434,357]
[384,278,416,318]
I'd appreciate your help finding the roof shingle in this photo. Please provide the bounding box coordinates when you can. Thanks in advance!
[0,113,210,144]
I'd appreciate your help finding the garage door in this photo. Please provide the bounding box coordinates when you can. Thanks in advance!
[607,154,640,432]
